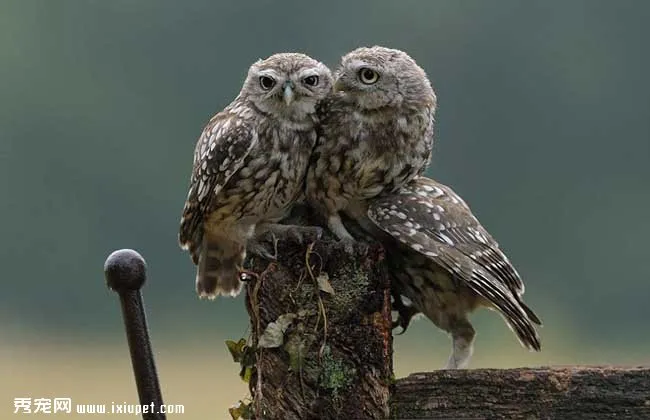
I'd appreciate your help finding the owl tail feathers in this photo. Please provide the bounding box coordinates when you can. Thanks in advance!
[195,236,246,299]
[521,301,543,326]
[496,298,542,353]
[505,312,542,353]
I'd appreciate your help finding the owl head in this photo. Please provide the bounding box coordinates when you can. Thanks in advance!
[242,53,333,121]
[333,46,436,111]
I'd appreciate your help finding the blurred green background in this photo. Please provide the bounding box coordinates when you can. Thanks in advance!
[1,0,649,418]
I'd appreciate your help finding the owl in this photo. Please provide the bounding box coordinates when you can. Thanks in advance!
[306,46,436,244]
[179,53,333,299]
[355,176,542,369]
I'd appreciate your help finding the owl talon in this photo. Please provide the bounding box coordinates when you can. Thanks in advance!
[248,233,278,261]
[356,241,370,257]
[338,239,369,256]
[258,223,323,245]
[339,238,355,255]
[286,225,323,244]
[392,320,406,334]
[392,293,419,334]
[392,312,416,335]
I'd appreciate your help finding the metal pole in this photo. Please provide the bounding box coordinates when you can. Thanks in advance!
[104,249,166,420]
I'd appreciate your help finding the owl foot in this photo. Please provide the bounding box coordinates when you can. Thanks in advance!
[285,225,324,244]
[247,233,278,261]
[443,322,475,369]
[249,223,323,260]
[391,294,420,334]
[339,237,355,254]
[258,223,323,245]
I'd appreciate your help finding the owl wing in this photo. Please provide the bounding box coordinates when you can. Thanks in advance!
[388,177,525,295]
[179,104,258,260]
[367,176,541,326]
[420,178,526,296]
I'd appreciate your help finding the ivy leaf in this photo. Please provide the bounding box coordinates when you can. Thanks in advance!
[240,366,254,384]
[316,272,335,295]
[225,338,247,363]
[285,332,311,371]
[229,400,253,420]
[258,313,296,348]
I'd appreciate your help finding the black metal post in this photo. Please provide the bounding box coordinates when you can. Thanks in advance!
[104,249,166,420]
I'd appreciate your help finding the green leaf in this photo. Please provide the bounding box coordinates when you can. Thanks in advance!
[229,400,253,419]
[241,366,254,384]
[225,338,247,363]
[258,313,296,348]
[285,334,309,371]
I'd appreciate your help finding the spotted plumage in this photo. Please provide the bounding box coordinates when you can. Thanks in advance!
[179,53,333,298]
[359,176,541,368]
[306,46,436,243]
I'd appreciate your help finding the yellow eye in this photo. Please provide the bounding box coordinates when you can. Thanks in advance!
[358,68,379,84]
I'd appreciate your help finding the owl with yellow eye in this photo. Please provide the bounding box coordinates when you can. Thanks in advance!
[306,46,437,245]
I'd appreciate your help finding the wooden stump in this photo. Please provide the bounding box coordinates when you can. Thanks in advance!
[244,237,393,420]
[231,209,650,420]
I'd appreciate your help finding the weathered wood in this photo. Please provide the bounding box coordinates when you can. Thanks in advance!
[391,366,650,419]
[237,208,650,419]
[244,233,393,420]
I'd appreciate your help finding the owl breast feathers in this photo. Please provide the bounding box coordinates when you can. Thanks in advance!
[179,53,333,299]
[306,46,437,242]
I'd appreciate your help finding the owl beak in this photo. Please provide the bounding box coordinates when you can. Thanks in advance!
[333,79,345,92]
[282,81,294,105]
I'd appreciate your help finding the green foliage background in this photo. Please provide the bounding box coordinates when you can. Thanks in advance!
[1,1,648,417]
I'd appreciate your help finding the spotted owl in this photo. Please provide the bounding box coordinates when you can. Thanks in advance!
[306,46,436,243]
[353,176,542,369]
[179,53,333,299]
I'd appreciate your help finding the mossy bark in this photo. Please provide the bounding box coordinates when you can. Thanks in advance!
[244,234,393,420]
[390,367,650,419]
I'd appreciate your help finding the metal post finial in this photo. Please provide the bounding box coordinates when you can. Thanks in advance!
[104,249,166,420]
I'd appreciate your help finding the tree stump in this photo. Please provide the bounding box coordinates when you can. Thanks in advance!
[244,235,393,420]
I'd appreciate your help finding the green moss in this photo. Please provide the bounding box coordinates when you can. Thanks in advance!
[319,345,356,396]
[331,268,369,313]
[297,282,316,305]
[389,373,397,384]
[284,323,315,372]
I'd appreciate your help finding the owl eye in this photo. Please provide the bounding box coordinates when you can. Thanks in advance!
[358,68,379,85]
[303,75,319,87]
[259,76,276,90]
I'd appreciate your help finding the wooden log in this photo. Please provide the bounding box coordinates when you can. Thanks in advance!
[391,366,650,419]
[244,230,393,420]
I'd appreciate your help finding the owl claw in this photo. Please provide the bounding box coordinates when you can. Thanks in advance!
[259,223,322,245]
[285,225,323,244]
[247,235,278,261]
[392,315,413,335]
[333,235,356,254]
[249,224,323,260]
[391,294,420,334]
[337,238,371,256]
